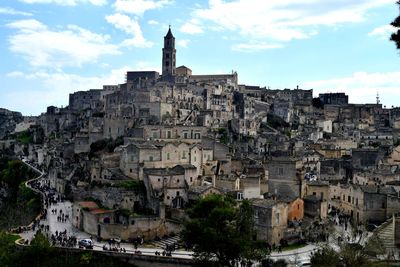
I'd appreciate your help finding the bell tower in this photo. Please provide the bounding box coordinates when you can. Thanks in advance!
[162,26,176,76]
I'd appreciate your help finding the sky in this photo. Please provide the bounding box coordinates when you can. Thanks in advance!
[0,0,399,115]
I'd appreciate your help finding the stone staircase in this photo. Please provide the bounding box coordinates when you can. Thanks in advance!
[151,235,180,249]
[374,216,400,258]
[375,220,396,252]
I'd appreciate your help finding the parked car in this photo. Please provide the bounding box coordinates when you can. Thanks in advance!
[366,223,378,232]
[78,239,93,249]
[296,261,311,267]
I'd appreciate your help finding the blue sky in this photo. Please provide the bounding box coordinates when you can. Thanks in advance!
[0,0,399,115]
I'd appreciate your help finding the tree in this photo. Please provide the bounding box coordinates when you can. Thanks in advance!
[310,246,340,267]
[181,195,267,266]
[391,1,400,49]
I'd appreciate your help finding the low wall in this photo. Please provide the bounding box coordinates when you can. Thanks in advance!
[15,240,193,267]
[88,218,183,241]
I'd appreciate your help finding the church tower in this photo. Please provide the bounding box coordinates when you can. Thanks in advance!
[162,26,176,76]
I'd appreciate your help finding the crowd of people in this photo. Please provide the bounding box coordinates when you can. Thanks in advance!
[20,166,184,259]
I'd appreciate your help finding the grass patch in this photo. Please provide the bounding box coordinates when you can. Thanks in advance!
[14,131,34,145]
[281,242,307,251]
[115,180,145,193]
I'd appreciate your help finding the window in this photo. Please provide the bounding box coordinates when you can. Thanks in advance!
[165,61,169,66]
[348,196,351,203]
[183,132,188,139]
[130,168,132,173]
[167,131,171,139]
[152,131,157,138]
[190,177,192,182]
[167,153,170,160]
[276,213,280,224]
[176,191,180,196]
[182,151,187,159]
[177,179,180,183]
[278,168,284,175]
[149,156,153,161]
[254,210,259,219]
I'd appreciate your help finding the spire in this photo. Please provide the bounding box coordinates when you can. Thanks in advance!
[165,25,174,39]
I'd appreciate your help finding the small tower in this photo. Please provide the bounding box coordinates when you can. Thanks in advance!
[162,26,176,76]
[376,92,380,105]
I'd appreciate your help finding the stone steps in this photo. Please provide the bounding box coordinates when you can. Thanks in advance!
[151,235,180,249]
[376,221,397,250]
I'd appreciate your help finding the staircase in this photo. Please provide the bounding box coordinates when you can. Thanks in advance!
[151,235,180,249]
[376,221,396,251]
[374,216,400,257]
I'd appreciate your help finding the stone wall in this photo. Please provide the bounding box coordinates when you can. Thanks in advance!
[98,217,181,241]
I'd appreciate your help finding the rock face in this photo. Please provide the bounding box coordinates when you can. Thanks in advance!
[0,108,23,139]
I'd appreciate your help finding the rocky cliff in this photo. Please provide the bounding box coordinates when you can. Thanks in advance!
[0,108,23,139]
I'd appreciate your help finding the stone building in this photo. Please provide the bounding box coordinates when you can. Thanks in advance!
[329,183,399,224]
[253,199,288,246]
[266,157,305,199]
[128,125,206,144]
[143,164,197,211]
[319,93,349,106]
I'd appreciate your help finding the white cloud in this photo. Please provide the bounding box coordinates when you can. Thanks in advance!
[148,19,159,25]
[113,0,172,16]
[304,71,400,107]
[18,0,107,6]
[368,25,396,39]
[232,42,283,52]
[7,19,47,31]
[105,13,153,48]
[187,0,394,43]
[177,39,190,48]
[6,71,25,77]
[7,19,120,68]
[180,19,203,34]
[0,7,32,16]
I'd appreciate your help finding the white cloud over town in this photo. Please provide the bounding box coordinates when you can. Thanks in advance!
[368,25,397,39]
[179,19,203,34]
[182,0,396,51]
[232,42,283,52]
[176,39,190,48]
[7,19,120,68]
[112,0,172,16]
[18,0,107,6]
[0,7,32,16]
[105,13,153,48]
